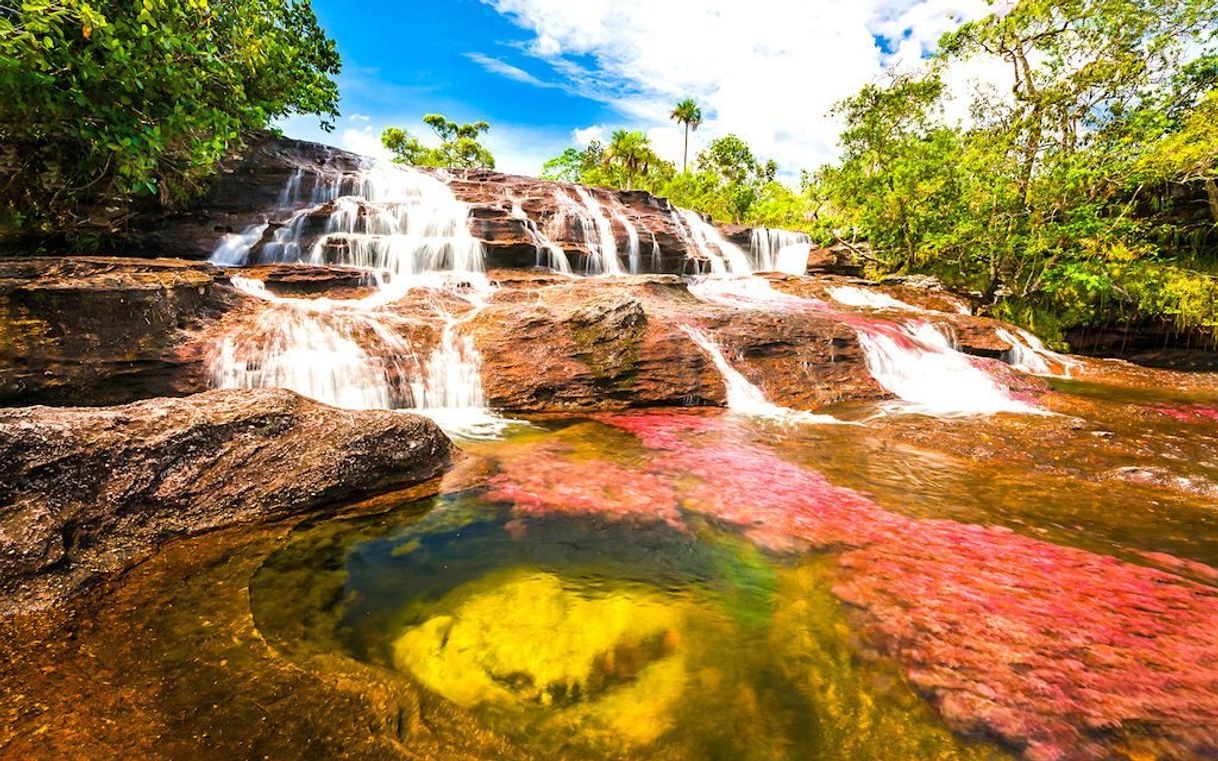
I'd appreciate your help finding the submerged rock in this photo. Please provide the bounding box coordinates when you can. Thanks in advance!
[0,388,452,613]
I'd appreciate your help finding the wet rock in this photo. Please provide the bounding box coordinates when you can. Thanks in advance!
[467,273,885,411]
[0,257,237,406]
[124,133,788,274]
[0,388,452,613]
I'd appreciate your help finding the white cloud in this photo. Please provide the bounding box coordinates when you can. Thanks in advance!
[572,125,605,145]
[483,0,996,172]
[465,52,557,88]
[348,113,372,123]
[341,125,392,160]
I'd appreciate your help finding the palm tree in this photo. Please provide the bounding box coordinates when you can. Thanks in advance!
[670,98,703,173]
[604,130,655,191]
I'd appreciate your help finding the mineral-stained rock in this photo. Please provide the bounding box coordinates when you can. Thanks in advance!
[0,388,452,613]
[466,272,886,411]
[0,257,236,405]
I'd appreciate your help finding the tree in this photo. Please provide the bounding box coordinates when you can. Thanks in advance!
[603,130,658,191]
[0,0,341,246]
[670,98,703,173]
[815,0,1218,342]
[696,135,779,222]
[381,114,495,169]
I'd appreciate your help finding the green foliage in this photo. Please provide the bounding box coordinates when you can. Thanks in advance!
[540,131,823,229]
[381,114,495,169]
[814,0,1218,341]
[1,0,341,244]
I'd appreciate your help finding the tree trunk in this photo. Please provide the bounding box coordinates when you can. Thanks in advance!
[683,124,689,174]
[1206,177,1218,223]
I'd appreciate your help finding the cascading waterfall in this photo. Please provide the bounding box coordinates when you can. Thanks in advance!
[211,277,414,411]
[547,188,624,275]
[749,228,812,275]
[610,206,643,274]
[682,326,843,423]
[856,321,1043,417]
[208,162,506,438]
[674,209,752,274]
[510,200,572,274]
[996,328,1081,378]
[211,160,487,291]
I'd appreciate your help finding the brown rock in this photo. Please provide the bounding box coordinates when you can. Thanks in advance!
[0,388,452,613]
[0,257,236,405]
[468,273,885,411]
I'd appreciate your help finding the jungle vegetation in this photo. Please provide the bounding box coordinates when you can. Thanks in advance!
[0,0,341,245]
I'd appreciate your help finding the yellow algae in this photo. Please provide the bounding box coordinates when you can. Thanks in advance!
[392,569,686,719]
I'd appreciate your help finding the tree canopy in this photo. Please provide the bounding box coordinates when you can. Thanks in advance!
[381,114,495,169]
[1,0,341,246]
[814,0,1218,342]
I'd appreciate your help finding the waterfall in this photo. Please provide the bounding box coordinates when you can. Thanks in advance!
[510,200,572,274]
[996,328,1081,378]
[547,188,624,275]
[828,286,928,313]
[408,307,506,438]
[207,163,507,438]
[610,207,643,274]
[750,228,811,275]
[211,277,413,411]
[211,224,269,266]
[210,160,487,292]
[682,326,844,424]
[857,321,1043,417]
[674,209,752,274]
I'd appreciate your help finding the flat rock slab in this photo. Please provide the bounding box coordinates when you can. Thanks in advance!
[0,388,452,613]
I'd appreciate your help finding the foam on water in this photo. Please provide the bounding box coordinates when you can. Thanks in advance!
[828,286,928,313]
[858,321,1045,417]
[996,327,1082,378]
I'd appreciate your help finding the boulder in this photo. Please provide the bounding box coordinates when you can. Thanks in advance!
[0,257,235,405]
[468,272,885,411]
[0,388,452,613]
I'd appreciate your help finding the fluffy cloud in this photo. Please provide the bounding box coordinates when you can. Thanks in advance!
[482,0,996,172]
[341,125,393,160]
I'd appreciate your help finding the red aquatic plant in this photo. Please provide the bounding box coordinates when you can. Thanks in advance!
[572,411,1218,760]
[1147,403,1218,422]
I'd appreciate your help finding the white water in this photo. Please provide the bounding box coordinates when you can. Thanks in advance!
[211,277,413,410]
[687,275,811,311]
[610,206,643,274]
[829,286,929,313]
[682,326,844,424]
[511,200,573,274]
[208,164,508,438]
[996,327,1082,378]
[675,209,752,274]
[547,188,625,275]
[750,228,812,275]
[857,321,1043,417]
[211,160,487,292]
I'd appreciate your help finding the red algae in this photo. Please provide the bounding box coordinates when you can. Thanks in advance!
[485,411,1218,760]
[1147,403,1218,423]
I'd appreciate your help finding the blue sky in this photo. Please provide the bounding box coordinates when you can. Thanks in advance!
[279,0,998,177]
